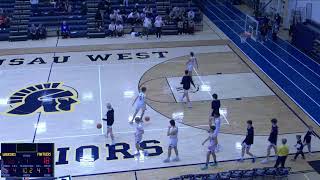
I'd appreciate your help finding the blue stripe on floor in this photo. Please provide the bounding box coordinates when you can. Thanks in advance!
[198,0,320,124]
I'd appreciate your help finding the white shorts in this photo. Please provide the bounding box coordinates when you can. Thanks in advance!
[169,138,178,148]
[208,144,217,153]
[135,103,146,111]
[187,65,193,72]
[135,136,142,144]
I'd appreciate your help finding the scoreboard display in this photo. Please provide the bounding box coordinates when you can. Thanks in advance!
[1,143,54,178]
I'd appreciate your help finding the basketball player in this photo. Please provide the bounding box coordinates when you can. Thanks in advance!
[130,87,147,124]
[261,118,278,164]
[201,125,218,170]
[303,125,315,155]
[238,120,256,163]
[163,120,179,163]
[134,117,148,156]
[186,52,199,77]
[211,93,220,116]
[102,103,115,145]
[291,135,305,161]
[209,111,221,152]
[180,70,195,108]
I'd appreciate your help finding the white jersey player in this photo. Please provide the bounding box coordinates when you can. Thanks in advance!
[201,125,218,170]
[130,87,147,123]
[186,52,199,76]
[209,111,221,152]
[134,117,148,156]
[163,120,179,163]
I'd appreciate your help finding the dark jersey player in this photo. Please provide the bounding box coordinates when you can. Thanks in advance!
[239,120,256,163]
[261,118,278,163]
[180,70,195,108]
[211,93,220,117]
[102,103,115,145]
[292,135,305,161]
[303,125,315,155]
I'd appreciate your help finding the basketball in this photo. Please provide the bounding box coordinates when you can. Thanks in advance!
[97,123,102,129]
[144,116,150,122]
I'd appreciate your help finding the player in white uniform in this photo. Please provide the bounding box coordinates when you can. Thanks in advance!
[134,117,148,156]
[163,120,179,163]
[130,87,147,123]
[186,52,199,77]
[209,111,221,152]
[201,126,218,170]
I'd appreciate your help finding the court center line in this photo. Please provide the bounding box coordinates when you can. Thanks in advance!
[98,65,104,135]
[32,112,42,143]
[32,45,58,142]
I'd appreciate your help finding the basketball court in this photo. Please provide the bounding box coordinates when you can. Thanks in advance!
[0,8,320,180]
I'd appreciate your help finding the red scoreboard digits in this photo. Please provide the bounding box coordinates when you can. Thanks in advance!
[43,157,51,165]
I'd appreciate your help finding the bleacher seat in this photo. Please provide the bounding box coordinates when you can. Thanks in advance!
[229,170,243,179]
[0,0,14,41]
[30,0,87,37]
[241,169,254,179]
[168,167,291,180]
[180,174,195,180]
[1,0,203,40]
[218,171,231,180]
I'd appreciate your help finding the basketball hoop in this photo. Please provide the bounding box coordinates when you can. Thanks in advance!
[240,31,251,43]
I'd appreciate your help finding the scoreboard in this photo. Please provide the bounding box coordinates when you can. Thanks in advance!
[1,143,54,178]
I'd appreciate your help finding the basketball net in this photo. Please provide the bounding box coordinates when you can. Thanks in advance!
[240,31,251,43]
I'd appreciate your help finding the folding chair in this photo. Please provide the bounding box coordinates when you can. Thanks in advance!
[253,168,266,180]
[275,167,291,180]
[217,171,231,180]
[229,170,243,179]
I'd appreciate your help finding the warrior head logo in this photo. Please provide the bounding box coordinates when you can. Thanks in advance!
[6,82,79,115]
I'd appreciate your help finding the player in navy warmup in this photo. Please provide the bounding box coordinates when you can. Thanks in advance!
[180,70,195,108]
[291,135,305,161]
[102,103,115,145]
[238,120,256,163]
[261,118,278,163]
[211,93,220,117]
[303,125,315,155]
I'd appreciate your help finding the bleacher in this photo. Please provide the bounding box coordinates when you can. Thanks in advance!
[86,0,159,38]
[106,0,157,33]
[168,0,203,34]
[0,0,203,41]
[30,0,87,38]
[168,167,291,180]
[0,0,15,41]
